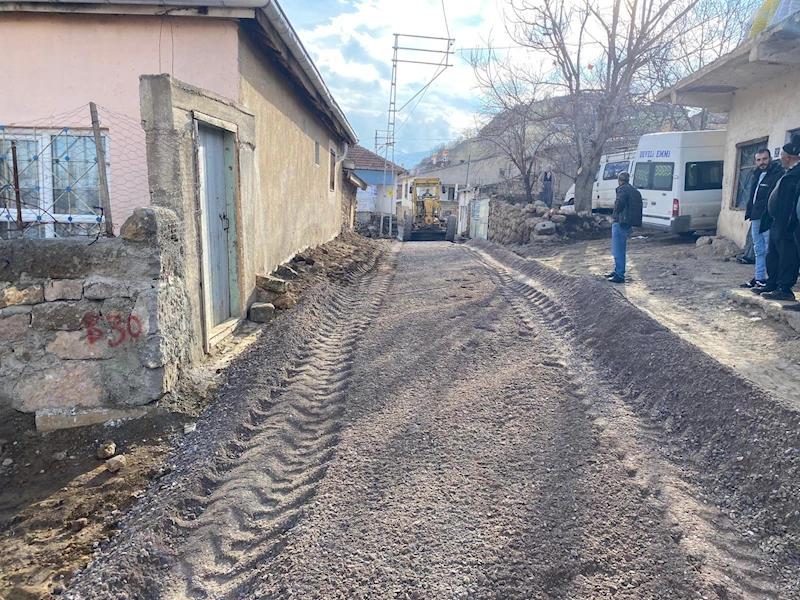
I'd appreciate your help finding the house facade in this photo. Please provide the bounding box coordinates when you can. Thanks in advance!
[657,13,800,246]
[349,145,403,220]
[0,0,359,427]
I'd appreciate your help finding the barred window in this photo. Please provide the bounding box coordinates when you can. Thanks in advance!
[0,127,108,239]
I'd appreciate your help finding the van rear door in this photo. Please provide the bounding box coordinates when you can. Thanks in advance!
[635,161,676,230]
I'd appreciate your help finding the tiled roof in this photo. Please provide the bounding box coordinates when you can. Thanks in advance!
[350,145,403,172]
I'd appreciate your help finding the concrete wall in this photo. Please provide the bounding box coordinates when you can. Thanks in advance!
[0,206,192,429]
[718,69,800,246]
[140,74,256,362]
[237,32,345,272]
[0,13,240,229]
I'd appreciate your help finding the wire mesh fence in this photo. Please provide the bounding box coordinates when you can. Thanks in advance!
[0,103,150,240]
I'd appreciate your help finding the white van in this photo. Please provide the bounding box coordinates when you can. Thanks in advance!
[633,130,726,233]
[561,150,636,212]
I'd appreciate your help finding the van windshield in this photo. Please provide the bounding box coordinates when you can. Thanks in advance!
[633,162,674,191]
[603,161,630,181]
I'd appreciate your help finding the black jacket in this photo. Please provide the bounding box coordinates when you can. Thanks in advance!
[613,183,643,226]
[767,163,800,234]
[745,160,783,225]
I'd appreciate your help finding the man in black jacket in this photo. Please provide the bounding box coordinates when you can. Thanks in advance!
[742,149,783,288]
[606,171,643,284]
[754,135,800,301]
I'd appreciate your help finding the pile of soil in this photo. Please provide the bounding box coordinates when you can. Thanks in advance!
[0,231,383,600]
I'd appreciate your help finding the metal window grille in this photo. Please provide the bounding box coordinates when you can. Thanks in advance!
[0,127,108,239]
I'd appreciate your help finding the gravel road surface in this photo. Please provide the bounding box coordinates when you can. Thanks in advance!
[65,241,800,600]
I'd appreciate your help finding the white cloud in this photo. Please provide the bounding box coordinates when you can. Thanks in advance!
[283,0,516,156]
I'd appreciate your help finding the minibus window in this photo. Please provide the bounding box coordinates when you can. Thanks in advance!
[633,162,674,191]
[603,161,630,180]
[685,161,723,191]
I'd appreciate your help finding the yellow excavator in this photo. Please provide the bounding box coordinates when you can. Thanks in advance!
[401,178,455,241]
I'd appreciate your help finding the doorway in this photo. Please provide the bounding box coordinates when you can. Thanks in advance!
[197,122,240,350]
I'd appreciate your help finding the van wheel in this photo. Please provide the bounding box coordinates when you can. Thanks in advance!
[445,215,457,242]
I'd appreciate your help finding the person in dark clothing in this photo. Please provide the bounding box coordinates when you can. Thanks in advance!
[539,165,555,208]
[741,149,783,288]
[606,171,643,284]
[753,135,800,301]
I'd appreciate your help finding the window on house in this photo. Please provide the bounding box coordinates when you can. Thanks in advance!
[685,161,723,192]
[734,140,767,209]
[603,161,630,180]
[448,187,455,201]
[633,162,674,191]
[329,149,336,192]
[396,184,402,198]
[0,128,107,239]
[315,140,320,166]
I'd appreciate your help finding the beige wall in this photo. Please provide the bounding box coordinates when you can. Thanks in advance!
[237,32,343,278]
[0,13,239,227]
[718,70,800,246]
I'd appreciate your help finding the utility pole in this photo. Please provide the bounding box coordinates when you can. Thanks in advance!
[379,33,454,236]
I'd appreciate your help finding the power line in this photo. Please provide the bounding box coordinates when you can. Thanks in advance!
[441,0,450,40]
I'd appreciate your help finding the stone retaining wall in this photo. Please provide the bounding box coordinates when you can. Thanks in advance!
[488,199,613,245]
[0,206,193,429]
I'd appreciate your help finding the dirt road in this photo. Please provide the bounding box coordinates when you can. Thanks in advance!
[65,241,800,599]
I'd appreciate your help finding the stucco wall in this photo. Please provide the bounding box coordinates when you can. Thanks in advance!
[237,32,344,276]
[0,13,239,228]
[718,69,800,246]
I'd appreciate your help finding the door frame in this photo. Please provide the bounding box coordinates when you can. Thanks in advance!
[193,112,242,352]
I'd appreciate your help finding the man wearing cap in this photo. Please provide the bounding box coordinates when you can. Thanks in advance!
[754,135,800,301]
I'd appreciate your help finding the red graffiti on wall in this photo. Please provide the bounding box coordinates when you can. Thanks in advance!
[82,313,142,347]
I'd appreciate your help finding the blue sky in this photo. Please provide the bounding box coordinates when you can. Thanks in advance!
[281,0,512,167]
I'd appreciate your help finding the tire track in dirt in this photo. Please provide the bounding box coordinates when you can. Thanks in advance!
[166,254,397,599]
[472,246,784,599]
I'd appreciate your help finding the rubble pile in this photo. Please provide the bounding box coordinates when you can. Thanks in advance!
[249,231,380,323]
[488,200,613,246]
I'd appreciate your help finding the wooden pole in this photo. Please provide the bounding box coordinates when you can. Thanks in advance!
[89,102,114,237]
[10,141,23,234]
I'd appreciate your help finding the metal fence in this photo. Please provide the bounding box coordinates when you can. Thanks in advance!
[0,103,150,240]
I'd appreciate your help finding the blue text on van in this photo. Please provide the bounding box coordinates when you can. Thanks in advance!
[639,150,671,158]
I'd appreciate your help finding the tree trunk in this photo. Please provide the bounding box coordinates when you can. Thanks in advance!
[523,172,535,204]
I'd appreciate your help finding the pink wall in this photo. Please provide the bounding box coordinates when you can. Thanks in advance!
[0,13,240,228]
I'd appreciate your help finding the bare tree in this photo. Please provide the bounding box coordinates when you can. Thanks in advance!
[505,0,717,213]
[470,48,558,204]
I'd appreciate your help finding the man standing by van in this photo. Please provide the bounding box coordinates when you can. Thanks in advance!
[607,171,643,284]
[742,149,783,288]
[754,136,800,301]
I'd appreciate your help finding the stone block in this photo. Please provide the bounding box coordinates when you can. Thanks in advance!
[15,360,103,412]
[534,221,557,236]
[0,304,33,317]
[0,313,30,342]
[102,297,135,317]
[273,294,297,310]
[256,288,281,304]
[46,331,115,360]
[132,289,159,336]
[133,367,166,404]
[249,302,276,323]
[0,284,43,308]
[138,335,165,368]
[275,265,299,280]
[551,214,567,224]
[35,406,148,432]
[84,276,131,300]
[32,300,100,331]
[256,274,288,293]
[44,279,84,301]
[120,206,159,242]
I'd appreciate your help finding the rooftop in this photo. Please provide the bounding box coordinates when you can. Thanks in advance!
[349,145,403,172]
[656,12,800,110]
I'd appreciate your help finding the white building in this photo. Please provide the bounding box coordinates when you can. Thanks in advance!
[658,12,800,246]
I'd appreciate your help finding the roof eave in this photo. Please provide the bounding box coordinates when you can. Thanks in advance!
[657,13,800,110]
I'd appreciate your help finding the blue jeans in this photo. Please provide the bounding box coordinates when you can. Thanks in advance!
[751,219,770,282]
[612,222,632,278]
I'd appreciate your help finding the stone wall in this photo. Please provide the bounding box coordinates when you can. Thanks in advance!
[488,200,563,245]
[488,199,613,245]
[0,206,192,430]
